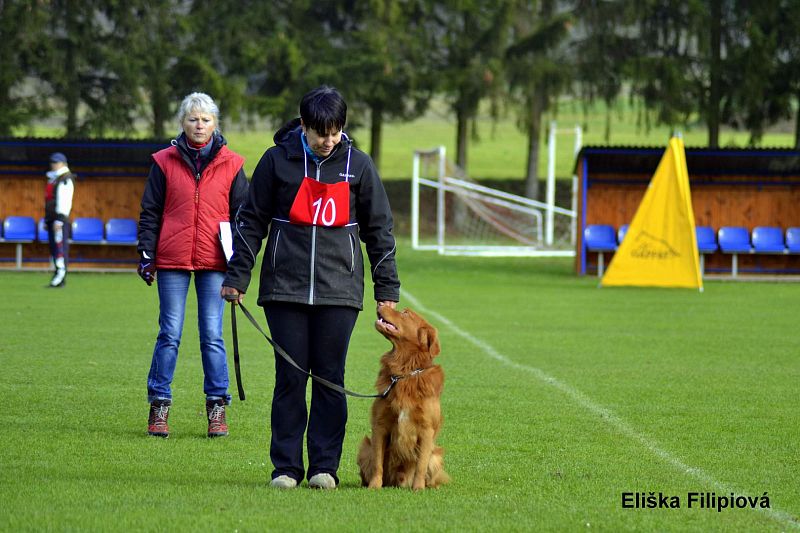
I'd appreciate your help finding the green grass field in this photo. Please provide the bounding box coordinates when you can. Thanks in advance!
[2,243,798,531]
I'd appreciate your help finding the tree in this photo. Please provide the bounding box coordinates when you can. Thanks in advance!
[777,2,800,148]
[35,0,147,137]
[625,0,740,148]
[179,0,300,131]
[39,0,101,136]
[723,0,800,146]
[433,0,514,173]
[191,0,312,130]
[505,0,573,199]
[332,0,437,169]
[0,1,50,136]
[572,0,636,143]
[107,0,190,139]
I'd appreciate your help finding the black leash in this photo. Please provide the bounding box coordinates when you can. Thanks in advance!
[230,300,246,401]
[228,300,417,400]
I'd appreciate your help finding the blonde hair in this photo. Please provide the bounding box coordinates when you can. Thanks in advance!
[177,92,220,130]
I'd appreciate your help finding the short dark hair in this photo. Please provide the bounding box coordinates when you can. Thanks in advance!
[300,86,347,134]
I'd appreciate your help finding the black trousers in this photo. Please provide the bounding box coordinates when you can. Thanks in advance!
[264,301,359,484]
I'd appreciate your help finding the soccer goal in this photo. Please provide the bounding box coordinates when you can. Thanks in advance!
[411,134,579,257]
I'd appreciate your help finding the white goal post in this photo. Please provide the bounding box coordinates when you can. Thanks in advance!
[411,125,580,257]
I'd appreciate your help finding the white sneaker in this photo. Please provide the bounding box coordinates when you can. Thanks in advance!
[49,268,66,287]
[270,475,297,489]
[308,473,337,490]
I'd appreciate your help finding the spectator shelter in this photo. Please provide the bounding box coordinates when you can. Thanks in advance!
[576,146,800,276]
[0,137,169,270]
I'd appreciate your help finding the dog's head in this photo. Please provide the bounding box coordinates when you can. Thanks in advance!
[375,306,441,357]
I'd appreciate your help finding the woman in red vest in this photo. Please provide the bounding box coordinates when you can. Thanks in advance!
[221,86,400,489]
[137,92,249,439]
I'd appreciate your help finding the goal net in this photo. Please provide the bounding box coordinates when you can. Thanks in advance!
[411,146,576,257]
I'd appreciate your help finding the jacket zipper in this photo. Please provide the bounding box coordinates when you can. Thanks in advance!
[192,172,200,265]
[308,166,320,304]
[307,149,337,305]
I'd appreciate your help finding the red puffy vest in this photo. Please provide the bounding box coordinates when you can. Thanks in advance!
[152,145,244,271]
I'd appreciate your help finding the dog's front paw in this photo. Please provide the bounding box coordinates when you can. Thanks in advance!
[368,477,383,489]
[412,480,426,491]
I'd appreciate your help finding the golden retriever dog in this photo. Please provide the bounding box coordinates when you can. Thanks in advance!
[357,306,449,490]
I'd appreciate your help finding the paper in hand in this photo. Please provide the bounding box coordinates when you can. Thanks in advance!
[219,222,234,262]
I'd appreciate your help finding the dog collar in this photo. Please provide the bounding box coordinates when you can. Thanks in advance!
[380,368,429,399]
[390,367,427,382]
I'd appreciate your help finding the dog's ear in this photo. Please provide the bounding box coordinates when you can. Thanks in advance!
[418,325,441,356]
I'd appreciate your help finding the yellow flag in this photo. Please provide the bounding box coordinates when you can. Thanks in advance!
[601,137,702,289]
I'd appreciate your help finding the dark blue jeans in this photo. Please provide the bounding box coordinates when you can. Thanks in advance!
[147,270,230,404]
[264,302,359,484]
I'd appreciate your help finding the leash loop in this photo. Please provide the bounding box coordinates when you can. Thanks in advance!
[230,303,246,400]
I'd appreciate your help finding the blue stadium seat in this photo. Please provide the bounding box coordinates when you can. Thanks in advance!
[695,226,717,254]
[786,227,800,254]
[71,217,105,243]
[695,226,717,276]
[38,218,48,242]
[718,226,751,253]
[585,224,617,251]
[617,224,629,244]
[584,224,617,277]
[2,216,36,241]
[105,218,138,244]
[717,226,751,277]
[1,216,36,268]
[751,226,785,253]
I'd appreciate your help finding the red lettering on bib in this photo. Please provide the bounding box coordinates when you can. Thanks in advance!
[289,176,350,227]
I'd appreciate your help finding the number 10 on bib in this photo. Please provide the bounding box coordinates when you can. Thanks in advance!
[289,177,350,227]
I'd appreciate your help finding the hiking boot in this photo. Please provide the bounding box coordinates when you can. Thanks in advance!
[270,475,298,489]
[206,399,228,438]
[148,400,171,438]
[308,473,337,490]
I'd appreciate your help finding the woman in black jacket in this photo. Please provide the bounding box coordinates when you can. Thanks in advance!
[222,86,400,490]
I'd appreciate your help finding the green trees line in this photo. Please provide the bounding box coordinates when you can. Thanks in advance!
[2,0,799,198]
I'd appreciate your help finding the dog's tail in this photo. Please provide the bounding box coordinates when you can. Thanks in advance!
[356,436,373,486]
[427,446,450,487]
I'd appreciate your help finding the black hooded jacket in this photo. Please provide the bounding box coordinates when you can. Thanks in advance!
[223,119,400,309]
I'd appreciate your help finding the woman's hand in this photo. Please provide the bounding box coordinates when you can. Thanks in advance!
[376,300,397,314]
[221,286,244,304]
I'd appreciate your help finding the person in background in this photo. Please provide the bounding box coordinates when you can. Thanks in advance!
[137,92,249,439]
[44,152,75,288]
[221,86,400,490]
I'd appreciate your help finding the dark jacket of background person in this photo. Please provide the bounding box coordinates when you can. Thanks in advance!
[138,132,249,270]
[223,118,400,309]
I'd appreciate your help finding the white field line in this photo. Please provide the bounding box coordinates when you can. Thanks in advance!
[402,290,799,530]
